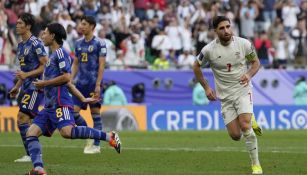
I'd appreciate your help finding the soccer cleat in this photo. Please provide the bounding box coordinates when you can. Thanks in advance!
[109,131,121,154]
[84,145,101,154]
[14,155,31,163]
[252,165,263,174]
[83,139,94,154]
[251,114,262,136]
[28,169,47,175]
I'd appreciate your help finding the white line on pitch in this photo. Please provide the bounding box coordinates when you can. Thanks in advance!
[0,144,306,154]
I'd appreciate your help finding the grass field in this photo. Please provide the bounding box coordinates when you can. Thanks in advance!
[0,130,307,175]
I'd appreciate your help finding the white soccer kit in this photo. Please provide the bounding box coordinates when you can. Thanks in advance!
[197,36,257,124]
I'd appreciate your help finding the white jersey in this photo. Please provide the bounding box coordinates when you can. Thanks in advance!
[196,36,257,101]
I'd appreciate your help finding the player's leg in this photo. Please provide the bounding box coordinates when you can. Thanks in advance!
[237,93,262,174]
[15,90,42,163]
[15,111,32,162]
[26,109,58,175]
[26,110,51,175]
[72,95,88,127]
[238,113,262,174]
[222,104,242,141]
[56,107,121,153]
[87,106,102,153]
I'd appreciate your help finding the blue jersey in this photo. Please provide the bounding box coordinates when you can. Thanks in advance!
[44,47,73,109]
[17,35,47,91]
[74,36,107,86]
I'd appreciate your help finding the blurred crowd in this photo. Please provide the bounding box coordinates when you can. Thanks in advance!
[1,0,307,70]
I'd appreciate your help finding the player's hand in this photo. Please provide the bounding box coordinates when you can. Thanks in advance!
[9,87,19,99]
[239,74,251,87]
[94,85,101,99]
[83,97,100,104]
[33,80,46,89]
[15,70,28,80]
[205,87,217,101]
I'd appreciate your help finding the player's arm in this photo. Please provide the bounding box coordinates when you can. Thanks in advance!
[33,72,71,89]
[71,55,79,82]
[9,78,23,98]
[95,56,106,96]
[67,82,99,103]
[240,42,261,86]
[193,52,217,101]
[15,56,48,80]
[16,42,48,80]
[34,50,71,88]
[95,41,107,98]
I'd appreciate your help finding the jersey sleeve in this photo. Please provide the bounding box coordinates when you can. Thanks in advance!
[196,45,210,67]
[56,49,71,74]
[244,39,257,62]
[98,40,107,58]
[34,41,47,58]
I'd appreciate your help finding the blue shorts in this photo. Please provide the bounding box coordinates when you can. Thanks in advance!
[72,84,101,110]
[19,89,43,118]
[33,107,75,137]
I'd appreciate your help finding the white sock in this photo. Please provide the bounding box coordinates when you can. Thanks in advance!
[243,129,260,166]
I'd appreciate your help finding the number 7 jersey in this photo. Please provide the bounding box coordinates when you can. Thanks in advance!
[196,36,257,101]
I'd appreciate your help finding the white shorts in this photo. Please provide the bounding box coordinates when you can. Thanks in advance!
[221,92,253,125]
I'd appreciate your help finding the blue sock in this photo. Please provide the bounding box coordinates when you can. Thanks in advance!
[92,113,102,146]
[18,123,30,156]
[73,112,87,126]
[71,126,108,141]
[26,136,43,168]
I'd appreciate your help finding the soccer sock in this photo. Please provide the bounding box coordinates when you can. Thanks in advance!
[26,136,44,168]
[73,112,88,126]
[92,113,102,146]
[71,126,110,142]
[18,123,30,156]
[243,129,260,166]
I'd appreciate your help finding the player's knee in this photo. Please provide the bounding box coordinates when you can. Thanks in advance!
[230,134,241,141]
[240,124,251,132]
[59,128,72,139]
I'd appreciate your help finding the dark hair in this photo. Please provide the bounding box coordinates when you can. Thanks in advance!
[81,15,96,29]
[46,23,67,45]
[18,13,35,31]
[212,16,230,29]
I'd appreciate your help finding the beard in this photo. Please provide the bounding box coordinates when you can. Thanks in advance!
[220,34,232,42]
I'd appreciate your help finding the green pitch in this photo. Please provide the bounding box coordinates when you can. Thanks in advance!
[0,130,306,175]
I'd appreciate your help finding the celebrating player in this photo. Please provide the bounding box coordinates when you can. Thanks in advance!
[10,13,48,163]
[193,16,263,174]
[26,23,120,175]
[71,15,106,154]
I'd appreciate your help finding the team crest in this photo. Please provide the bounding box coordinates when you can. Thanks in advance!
[46,59,51,67]
[235,52,240,59]
[88,45,94,52]
[24,48,30,55]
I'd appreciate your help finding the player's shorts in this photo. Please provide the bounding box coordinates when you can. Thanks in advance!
[221,92,253,125]
[72,84,101,110]
[33,106,75,137]
[19,89,43,118]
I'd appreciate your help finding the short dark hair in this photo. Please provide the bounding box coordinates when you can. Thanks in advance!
[18,13,35,31]
[81,15,96,28]
[46,23,67,45]
[212,16,230,29]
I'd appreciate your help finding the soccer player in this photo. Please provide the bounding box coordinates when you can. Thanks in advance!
[71,15,106,154]
[26,23,121,175]
[9,13,48,163]
[193,16,263,174]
